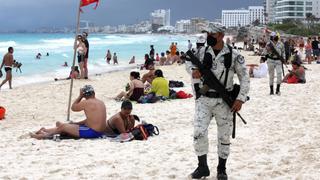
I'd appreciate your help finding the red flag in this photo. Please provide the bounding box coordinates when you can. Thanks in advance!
[80,0,99,9]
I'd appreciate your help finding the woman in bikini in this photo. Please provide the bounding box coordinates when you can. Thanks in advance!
[114,71,144,101]
[105,101,136,136]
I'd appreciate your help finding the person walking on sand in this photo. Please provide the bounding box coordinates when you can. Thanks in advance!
[186,25,250,179]
[0,47,15,90]
[82,32,89,79]
[30,85,107,139]
[263,32,285,95]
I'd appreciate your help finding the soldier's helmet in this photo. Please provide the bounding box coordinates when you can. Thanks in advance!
[201,24,226,34]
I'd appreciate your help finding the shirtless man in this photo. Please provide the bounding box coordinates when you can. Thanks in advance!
[105,100,136,135]
[31,85,107,139]
[0,47,14,89]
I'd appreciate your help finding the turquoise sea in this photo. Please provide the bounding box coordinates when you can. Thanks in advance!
[0,33,196,88]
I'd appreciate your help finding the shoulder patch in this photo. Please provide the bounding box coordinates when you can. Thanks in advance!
[236,55,245,64]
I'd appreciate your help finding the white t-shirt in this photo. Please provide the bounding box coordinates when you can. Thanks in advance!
[253,62,268,78]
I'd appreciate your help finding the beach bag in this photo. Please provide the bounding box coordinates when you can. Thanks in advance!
[169,80,184,88]
[0,106,6,120]
[130,124,159,140]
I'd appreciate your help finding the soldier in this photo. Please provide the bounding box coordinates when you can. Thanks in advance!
[186,24,250,179]
[264,32,285,95]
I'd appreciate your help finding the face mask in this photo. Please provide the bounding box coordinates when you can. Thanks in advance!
[207,35,217,46]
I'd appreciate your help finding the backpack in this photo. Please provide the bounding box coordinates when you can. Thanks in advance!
[130,124,159,140]
[169,80,184,88]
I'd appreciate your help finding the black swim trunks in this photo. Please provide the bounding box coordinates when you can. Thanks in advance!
[78,54,85,63]
[4,67,12,72]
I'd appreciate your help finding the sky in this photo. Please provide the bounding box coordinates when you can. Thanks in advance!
[0,0,263,31]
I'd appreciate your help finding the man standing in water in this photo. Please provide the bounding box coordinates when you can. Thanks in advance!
[82,32,89,79]
[0,47,14,90]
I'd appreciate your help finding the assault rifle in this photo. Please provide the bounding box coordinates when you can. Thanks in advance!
[267,42,286,76]
[186,50,247,138]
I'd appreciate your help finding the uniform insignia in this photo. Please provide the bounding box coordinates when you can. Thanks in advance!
[237,55,245,64]
[212,61,217,70]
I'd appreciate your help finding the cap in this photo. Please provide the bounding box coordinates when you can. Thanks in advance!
[201,24,226,34]
[82,85,94,96]
[291,59,302,66]
[121,100,133,109]
[196,34,206,44]
[270,32,277,37]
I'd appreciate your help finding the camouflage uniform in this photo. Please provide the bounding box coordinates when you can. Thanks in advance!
[186,44,250,159]
[265,40,285,86]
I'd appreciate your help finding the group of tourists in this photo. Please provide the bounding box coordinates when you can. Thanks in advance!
[3,22,316,180]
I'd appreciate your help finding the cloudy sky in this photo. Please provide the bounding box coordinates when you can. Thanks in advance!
[0,0,263,31]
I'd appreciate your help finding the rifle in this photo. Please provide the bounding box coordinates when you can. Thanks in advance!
[267,42,286,76]
[186,50,247,138]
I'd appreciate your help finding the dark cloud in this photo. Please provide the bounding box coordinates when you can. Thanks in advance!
[0,0,263,31]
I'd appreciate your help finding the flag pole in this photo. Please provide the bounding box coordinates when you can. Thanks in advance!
[67,0,82,121]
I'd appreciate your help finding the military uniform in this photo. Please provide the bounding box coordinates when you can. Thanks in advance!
[186,44,250,158]
[264,37,285,94]
[266,41,285,85]
[186,25,250,179]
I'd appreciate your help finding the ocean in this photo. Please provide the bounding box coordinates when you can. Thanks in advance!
[0,33,196,88]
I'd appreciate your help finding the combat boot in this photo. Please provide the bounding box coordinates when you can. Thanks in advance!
[190,154,210,179]
[276,84,281,95]
[217,157,228,180]
[270,85,274,95]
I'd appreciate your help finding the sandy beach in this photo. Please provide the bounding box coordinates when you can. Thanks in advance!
[0,51,320,179]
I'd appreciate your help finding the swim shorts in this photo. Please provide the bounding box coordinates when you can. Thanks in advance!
[79,125,104,138]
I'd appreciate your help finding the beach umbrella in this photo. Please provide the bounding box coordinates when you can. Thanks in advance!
[67,0,100,121]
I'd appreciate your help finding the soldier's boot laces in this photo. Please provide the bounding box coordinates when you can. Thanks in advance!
[270,85,274,95]
[217,157,228,180]
[276,84,281,95]
[190,154,210,179]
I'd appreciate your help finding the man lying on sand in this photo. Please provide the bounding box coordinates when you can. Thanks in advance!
[30,85,107,139]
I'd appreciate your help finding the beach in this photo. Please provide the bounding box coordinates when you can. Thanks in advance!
[0,50,320,179]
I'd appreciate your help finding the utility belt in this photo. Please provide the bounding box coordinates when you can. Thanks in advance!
[204,91,221,98]
[266,55,280,60]
[194,84,240,100]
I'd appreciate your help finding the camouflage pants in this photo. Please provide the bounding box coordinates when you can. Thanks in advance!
[267,59,282,86]
[193,96,233,159]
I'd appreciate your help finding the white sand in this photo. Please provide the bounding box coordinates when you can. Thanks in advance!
[0,52,320,179]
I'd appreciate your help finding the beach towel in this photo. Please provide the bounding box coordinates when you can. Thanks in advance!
[0,106,5,120]
[137,93,161,103]
[175,90,193,99]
